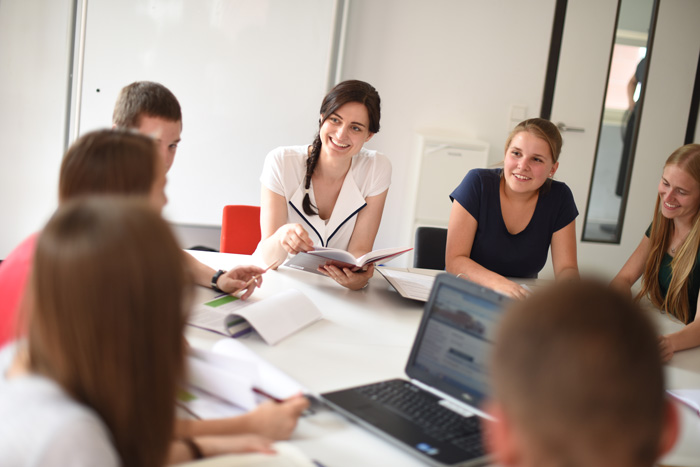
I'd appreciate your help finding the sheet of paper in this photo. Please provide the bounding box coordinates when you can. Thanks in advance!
[232,289,321,345]
[187,354,257,410]
[189,347,260,385]
[176,441,316,467]
[378,267,437,301]
[188,289,321,345]
[213,338,307,400]
[189,293,259,335]
[178,385,247,420]
[667,389,700,416]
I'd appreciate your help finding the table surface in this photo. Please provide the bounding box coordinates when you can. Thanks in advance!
[185,250,700,467]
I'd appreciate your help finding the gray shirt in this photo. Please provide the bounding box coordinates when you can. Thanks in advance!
[0,343,120,466]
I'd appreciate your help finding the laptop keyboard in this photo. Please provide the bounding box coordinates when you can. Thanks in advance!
[355,379,485,456]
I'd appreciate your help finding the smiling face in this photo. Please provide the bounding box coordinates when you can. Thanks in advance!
[319,102,374,161]
[137,115,182,173]
[658,164,700,224]
[502,131,558,195]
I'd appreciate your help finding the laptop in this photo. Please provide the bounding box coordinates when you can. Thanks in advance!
[321,273,509,466]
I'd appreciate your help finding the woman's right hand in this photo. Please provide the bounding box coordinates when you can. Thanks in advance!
[245,395,310,440]
[276,224,314,255]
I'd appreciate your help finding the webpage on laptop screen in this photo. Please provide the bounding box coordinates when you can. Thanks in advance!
[414,284,499,401]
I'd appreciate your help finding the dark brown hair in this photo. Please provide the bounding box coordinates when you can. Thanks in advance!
[59,129,159,202]
[28,197,190,467]
[303,80,381,215]
[112,81,182,129]
[492,279,664,466]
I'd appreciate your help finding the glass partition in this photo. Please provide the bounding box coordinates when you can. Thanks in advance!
[582,0,657,242]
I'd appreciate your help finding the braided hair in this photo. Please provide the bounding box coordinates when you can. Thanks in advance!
[302,80,381,215]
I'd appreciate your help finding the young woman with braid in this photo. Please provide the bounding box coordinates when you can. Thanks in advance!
[258,80,391,290]
[612,144,700,362]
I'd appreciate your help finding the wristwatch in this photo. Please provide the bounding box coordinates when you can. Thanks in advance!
[211,269,227,293]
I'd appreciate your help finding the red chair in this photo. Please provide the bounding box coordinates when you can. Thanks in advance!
[220,205,261,254]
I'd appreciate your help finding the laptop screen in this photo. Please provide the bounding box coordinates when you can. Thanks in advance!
[405,274,509,409]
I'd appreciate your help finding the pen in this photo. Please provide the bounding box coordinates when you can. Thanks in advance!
[231,260,281,296]
[253,388,319,416]
[252,387,284,403]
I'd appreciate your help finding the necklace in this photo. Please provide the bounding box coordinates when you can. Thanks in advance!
[671,234,689,254]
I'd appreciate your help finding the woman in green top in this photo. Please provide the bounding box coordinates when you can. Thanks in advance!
[612,143,700,361]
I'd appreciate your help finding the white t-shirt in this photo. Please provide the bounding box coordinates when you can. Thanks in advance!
[0,343,120,467]
[260,145,392,250]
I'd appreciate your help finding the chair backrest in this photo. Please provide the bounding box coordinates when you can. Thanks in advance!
[413,226,448,270]
[220,205,261,255]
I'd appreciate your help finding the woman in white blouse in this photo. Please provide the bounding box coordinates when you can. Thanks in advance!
[259,80,391,290]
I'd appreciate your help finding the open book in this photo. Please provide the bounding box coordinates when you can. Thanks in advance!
[182,339,310,419]
[284,246,412,276]
[376,266,439,302]
[188,289,322,345]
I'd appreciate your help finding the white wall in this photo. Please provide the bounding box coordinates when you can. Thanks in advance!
[0,0,73,258]
[76,0,336,231]
[340,0,556,254]
[1,0,698,281]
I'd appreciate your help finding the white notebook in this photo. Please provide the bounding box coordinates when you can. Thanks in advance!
[189,288,322,345]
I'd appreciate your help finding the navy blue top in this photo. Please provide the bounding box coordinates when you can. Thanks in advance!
[450,168,578,278]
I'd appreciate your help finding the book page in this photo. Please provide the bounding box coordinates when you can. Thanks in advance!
[231,289,322,345]
[188,289,321,345]
[284,247,411,273]
[355,246,412,266]
[187,353,258,410]
[175,442,317,467]
[178,385,247,420]
[377,267,437,302]
[189,294,260,335]
[213,338,308,401]
[306,246,356,263]
[667,389,700,416]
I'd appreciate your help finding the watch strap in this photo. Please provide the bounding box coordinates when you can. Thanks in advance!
[211,269,226,293]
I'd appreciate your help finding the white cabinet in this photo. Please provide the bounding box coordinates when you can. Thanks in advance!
[413,136,489,228]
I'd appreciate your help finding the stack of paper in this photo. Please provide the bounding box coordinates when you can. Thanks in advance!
[181,339,308,419]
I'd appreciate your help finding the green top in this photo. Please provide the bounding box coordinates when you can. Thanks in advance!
[647,226,700,323]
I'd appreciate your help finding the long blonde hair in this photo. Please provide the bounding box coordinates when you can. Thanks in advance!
[28,197,191,467]
[638,144,700,323]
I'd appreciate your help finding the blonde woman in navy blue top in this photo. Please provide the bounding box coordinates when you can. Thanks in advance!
[446,118,579,299]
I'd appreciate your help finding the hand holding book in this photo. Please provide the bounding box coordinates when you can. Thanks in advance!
[284,246,412,276]
[319,263,375,291]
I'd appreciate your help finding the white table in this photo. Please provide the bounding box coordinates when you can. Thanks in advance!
[185,251,700,467]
